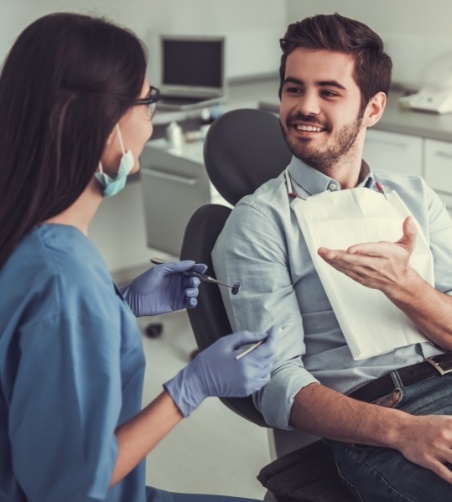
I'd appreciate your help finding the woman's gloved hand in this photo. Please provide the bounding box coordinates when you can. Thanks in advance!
[120,260,207,317]
[163,328,278,417]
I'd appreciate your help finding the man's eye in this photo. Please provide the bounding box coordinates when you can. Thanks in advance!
[285,87,303,94]
[322,90,339,98]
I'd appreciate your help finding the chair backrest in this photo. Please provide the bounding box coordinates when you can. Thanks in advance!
[203,108,292,205]
[180,108,291,427]
[180,204,267,425]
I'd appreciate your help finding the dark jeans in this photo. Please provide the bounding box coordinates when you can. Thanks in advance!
[331,374,452,502]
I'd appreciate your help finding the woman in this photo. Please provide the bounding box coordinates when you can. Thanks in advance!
[0,13,276,502]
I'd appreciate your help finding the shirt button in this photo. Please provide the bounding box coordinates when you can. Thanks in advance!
[328,182,338,191]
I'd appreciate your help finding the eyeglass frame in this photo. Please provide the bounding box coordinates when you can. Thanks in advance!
[134,85,160,118]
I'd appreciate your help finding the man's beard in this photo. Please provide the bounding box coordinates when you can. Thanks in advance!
[281,112,364,171]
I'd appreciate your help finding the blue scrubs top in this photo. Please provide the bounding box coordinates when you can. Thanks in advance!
[0,224,162,502]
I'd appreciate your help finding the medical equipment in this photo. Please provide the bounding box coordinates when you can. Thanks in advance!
[150,258,241,295]
[156,34,226,111]
[235,323,293,360]
[399,52,452,114]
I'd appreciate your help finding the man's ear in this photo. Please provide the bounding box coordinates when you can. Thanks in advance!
[363,92,386,128]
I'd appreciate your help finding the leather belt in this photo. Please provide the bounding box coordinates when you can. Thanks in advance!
[349,353,452,403]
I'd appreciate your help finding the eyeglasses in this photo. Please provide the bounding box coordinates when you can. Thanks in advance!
[134,85,160,118]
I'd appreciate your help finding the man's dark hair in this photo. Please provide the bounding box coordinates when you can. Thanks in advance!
[279,13,392,111]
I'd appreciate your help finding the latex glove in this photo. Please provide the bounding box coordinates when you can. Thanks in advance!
[120,260,207,317]
[163,328,277,417]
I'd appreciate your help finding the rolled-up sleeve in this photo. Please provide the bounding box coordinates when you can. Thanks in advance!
[424,183,452,295]
[212,198,318,430]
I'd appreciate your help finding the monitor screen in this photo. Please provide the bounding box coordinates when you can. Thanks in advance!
[160,36,225,91]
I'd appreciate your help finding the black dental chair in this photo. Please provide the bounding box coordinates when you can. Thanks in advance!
[180,109,354,502]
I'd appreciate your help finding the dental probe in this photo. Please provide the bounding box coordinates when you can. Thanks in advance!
[150,258,241,295]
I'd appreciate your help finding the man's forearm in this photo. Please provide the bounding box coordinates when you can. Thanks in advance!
[386,270,452,351]
[290,382,452,483]
[289,382,410,447]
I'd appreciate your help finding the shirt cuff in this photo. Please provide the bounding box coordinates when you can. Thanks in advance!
[253,366,319,430]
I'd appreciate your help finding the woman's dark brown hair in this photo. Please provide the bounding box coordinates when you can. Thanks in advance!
[0,13,147,267]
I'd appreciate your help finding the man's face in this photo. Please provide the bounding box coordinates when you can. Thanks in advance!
[279,48,366,172]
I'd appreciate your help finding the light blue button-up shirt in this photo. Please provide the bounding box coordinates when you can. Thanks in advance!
[212,156,452,430]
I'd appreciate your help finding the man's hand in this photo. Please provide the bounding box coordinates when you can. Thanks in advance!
[317,216,418,294]
[397,414,452,484]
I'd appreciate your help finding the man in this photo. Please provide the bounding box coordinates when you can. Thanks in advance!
[212,13,452,502]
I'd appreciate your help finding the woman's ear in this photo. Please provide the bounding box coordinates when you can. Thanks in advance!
[363,92,387,128]
[105,125,117,146]
[99,125,118,168]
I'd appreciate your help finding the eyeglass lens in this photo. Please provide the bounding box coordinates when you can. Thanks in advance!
[148,102,157,118]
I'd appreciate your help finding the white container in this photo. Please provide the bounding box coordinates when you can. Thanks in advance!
[166,121,184,149]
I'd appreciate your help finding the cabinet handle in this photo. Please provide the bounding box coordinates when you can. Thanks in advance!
[435,151,452,160]
[144,168,197,186]
[368,139,407,150]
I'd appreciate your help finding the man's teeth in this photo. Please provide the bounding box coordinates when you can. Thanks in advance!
[296,124,322,132]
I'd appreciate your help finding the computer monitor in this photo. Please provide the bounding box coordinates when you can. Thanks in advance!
[157,35,226,110]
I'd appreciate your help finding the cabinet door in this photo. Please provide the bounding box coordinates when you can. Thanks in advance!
[363,129,423,176]
[140,141,230,257]
[141,143,211,257]
[424,138,452,209]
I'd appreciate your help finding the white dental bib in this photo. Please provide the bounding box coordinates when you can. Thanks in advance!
[285,170,433,360]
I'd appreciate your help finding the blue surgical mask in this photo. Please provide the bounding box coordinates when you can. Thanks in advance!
[96,124,135,197]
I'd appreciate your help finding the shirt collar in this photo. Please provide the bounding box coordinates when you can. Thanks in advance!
[287,156,376,196]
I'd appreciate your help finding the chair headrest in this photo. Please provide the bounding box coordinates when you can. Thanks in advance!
[203,108,292,206]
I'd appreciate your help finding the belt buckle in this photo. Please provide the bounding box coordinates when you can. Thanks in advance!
[426,356,452,376]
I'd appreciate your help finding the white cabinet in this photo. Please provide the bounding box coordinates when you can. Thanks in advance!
[363,130,452,211]
[424,139,452,208]
[363,129,423,176]
[140,139,230,257]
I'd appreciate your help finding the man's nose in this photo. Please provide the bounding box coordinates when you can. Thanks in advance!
[295,89,320,116]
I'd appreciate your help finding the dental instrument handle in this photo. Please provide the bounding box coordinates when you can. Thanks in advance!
[235,340,264,360]
[186,269,231,287]
[235,322,294,360]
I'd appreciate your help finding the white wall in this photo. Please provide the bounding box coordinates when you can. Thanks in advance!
[0,0,287,81]
[286,0,452,90]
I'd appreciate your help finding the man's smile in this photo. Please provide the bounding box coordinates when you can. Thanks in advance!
[295,124,323,132]
[287,116,329,135]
